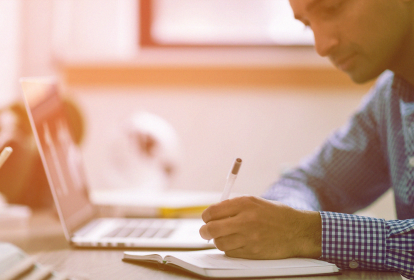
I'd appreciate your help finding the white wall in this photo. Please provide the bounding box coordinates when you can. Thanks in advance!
[20,0,55,78]
[52,0,138,60]
[0,0,137,107]
[0,1,22,106]
[0,0,60,106]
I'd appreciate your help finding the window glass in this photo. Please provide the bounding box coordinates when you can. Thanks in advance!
[151,0,314,46]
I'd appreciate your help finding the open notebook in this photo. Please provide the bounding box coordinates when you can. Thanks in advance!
[123,249,339,278]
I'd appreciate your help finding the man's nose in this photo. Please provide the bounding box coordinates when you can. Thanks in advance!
[313,27,339,57]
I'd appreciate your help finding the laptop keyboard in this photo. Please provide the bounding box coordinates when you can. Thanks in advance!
[102,219,176,239]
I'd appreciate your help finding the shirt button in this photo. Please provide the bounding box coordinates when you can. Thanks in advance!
[349,260,359,269]
[409,157,414,167]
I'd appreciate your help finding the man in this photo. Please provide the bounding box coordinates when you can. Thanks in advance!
[199,0,414,279]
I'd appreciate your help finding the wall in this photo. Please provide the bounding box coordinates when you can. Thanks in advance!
[69,82,395,220]
[0,0,60,107]
[52,0,137,60]
[0,1,21,107]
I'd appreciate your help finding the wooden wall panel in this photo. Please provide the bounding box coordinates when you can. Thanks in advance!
[62,65,374,90]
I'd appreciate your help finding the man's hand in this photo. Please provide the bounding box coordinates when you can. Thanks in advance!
[199,196,322,259]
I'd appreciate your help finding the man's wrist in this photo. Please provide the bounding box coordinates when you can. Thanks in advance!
[295,210,322,258]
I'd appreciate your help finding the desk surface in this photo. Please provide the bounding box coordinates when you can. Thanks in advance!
[0,210,402,280]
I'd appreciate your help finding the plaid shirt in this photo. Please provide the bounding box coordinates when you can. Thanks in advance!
[263,71,414,279]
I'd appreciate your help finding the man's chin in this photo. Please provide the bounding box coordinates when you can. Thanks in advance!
[344,69,382,84]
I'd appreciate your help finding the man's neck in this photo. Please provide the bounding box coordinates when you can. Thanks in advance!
[390,8,414,87]
[392,57,414,88]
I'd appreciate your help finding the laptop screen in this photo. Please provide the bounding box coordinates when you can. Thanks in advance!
[20,77,95,239]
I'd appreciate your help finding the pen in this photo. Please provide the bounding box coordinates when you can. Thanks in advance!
[0,147,13,169]
[220,158,242,201]
[207,158,242,243]
[208,158,242,243]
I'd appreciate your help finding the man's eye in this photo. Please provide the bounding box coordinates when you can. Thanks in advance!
[321,1,343,15]
[324,5,340,13]
[311,0,344,18]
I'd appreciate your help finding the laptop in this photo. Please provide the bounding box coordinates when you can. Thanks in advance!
[20,77,214,249]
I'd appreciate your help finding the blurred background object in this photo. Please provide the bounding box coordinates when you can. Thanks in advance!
[0,102,49,208]
[0,193,31,229]
[105,111,181,193]
[0,99,84,209]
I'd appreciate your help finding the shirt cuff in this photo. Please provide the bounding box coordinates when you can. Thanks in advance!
[385,219,414,279]
[319,211,388,271]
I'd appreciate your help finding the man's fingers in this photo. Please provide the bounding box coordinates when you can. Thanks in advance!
[224,247,252,259]
[214,233,245,252]
[202,200,239,223]
[199,224,213,240]
[199,216,241,240]
[202,196,254,223]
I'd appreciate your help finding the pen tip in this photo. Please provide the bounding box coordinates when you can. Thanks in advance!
[231,158,242,175]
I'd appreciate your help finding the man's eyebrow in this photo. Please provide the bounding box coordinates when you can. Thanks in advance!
[293,0,324,22]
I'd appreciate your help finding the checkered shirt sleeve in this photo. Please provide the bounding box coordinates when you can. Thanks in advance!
[320,212,414,279]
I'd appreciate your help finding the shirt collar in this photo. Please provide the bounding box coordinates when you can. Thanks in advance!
[393,75,414,103]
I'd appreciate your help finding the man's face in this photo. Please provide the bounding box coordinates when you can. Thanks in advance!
[289,0,413,83]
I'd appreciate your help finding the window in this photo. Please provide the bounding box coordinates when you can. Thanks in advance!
[140,0,314,47]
